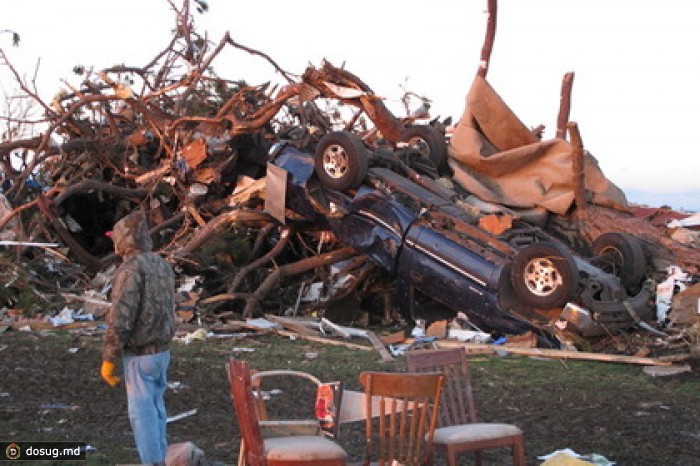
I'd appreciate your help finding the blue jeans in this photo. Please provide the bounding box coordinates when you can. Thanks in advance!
[123,351,170,464]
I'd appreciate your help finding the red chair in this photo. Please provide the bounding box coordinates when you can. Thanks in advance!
[227,358,347,466]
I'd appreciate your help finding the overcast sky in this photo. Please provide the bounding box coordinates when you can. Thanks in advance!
[2,0,698,210]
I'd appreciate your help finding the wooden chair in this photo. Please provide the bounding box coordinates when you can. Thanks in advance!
[359,371,445,466]
[406,348,526,466]
[227,358,348,466]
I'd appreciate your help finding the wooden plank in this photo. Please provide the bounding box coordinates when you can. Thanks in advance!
[436,340,675,366]
[366,331,394,361]
[378,331,407,346]
[274,329,373,352]
[9,321,99,331]
[265,314,319,337]
[320,318,368,338]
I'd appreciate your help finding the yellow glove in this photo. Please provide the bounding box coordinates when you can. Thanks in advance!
[100,360,121,387]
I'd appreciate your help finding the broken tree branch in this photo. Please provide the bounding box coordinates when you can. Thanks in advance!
[52,179,150,206]
[242,247,359,318]
[477,0,498,78]
[567,121,587,214]
[179,209,278,255]
[227,225,294,293]
[556,72,575,139]
[36,195,103,272]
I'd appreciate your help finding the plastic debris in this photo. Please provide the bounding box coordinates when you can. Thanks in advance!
[538,448,615,466]
[447,328,491,343]
[410,319,426,337]
[49,307,94,326]
[176,328,208,344]
[301,282,323,302]
[167,409,197,423]
[656,266,691,323]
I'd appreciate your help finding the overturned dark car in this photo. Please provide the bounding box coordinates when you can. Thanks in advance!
[270,132,656,343]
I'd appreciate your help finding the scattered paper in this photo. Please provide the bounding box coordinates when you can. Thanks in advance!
[254,389,283,401]
[232,347,256,353]
[177,276,201,293]
[642,364,692,377]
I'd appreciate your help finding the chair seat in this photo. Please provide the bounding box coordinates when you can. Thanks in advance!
[264,435,348,461]
[433,423,523,444]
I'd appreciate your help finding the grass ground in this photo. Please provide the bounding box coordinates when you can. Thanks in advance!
[0,329,698,465]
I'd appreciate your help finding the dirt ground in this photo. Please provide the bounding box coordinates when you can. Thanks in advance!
[1,328,699,466]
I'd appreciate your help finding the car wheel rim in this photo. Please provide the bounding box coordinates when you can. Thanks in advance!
[597,246,624,276]
[523,257,563,297]
[322,144,349,179]
[406,136,430,158]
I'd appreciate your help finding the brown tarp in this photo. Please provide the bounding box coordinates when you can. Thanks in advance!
[448,76,628,216]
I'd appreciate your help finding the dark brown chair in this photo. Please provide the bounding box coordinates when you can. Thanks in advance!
[227,358,347,466]
[406,348,526,466]
[359,371,445,466]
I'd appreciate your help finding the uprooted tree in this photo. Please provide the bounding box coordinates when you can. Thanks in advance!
[0,0,434,322]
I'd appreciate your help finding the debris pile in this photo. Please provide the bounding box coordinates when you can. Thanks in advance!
[1,0,698,357]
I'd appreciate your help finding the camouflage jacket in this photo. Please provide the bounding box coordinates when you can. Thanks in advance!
[102,212,175,361]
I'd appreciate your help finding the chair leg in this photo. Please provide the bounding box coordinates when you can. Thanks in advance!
[446,452,458,466]
[444,445,458,466]
[238,439,246,466]
[475,450,483,466]
[513,435,526,466]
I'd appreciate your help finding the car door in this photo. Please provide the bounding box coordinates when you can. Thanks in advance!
[399,220,503,313]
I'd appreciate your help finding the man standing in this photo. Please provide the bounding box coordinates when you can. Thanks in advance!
[100,211,176,466]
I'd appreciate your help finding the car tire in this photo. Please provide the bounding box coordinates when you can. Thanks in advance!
[399,125,448,174]
[590,232,646,292]
[510,241,578,309]
[314,131,369,190]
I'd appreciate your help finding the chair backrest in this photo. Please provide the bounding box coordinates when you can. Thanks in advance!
[251,369,322,422]
[228,359,267,466]
[251,369,343,439]
[405,347,479,427]
[359,371,444,466]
